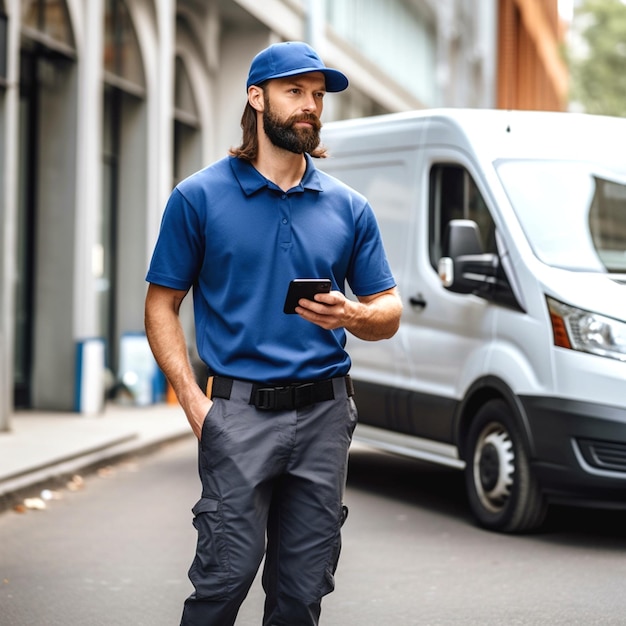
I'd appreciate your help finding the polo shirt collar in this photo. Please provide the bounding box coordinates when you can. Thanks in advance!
[230,153,324,196]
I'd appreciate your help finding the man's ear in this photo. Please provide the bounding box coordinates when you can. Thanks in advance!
[248,85,265,112]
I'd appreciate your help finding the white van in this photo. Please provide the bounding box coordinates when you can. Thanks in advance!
[319,109,626,532]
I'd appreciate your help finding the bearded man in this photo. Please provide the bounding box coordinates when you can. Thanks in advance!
[145,41,402,626]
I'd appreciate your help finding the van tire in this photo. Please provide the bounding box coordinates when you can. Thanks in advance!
[465,399,547,533]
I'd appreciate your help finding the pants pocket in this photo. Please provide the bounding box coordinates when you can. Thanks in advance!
[188,497,231,599]
[347,397,358,436]
[321,503,349,596]
[199,398,221,447]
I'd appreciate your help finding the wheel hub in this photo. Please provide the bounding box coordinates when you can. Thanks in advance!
[479,443,500,492]
[474,426,515,512]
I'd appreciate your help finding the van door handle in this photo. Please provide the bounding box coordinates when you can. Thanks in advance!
[409,293,427,310]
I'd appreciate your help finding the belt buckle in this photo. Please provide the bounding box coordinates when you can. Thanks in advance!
[254,382,317,410]
[255,386,293,410]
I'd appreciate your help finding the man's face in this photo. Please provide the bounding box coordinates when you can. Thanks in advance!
[262,74,325,154]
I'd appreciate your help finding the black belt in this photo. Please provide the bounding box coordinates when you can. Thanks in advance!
[210,375,354,411]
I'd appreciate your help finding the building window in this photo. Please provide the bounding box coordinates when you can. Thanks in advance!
[16,0,76,407]
[100,0,145,369]
[103,0,145,91]
[173,55,200,185]
[0,11,7,86]
[21,0,75,53]
[327,0,439,106]
[174,55,198,122]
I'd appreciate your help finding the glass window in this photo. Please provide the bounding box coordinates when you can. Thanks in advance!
[103,0,145,88]
[590,176,626,271]
[327,0,439,106]
[0,12,7,82]
[429,164,497,269]
[497,160,626,272]
[174,56,198,120]
[173,56,200,185]
[22,0,75,48]
[100,1,145,368]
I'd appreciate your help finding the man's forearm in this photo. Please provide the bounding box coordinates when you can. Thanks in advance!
[144,285,204,409]
[345,290,403,341]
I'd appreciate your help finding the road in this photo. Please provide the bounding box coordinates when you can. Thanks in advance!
[1,437,626,625]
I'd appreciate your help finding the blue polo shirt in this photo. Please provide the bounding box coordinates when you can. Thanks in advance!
[146,154,395,383]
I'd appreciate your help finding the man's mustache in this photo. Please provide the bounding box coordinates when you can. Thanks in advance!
[289,113,322,131]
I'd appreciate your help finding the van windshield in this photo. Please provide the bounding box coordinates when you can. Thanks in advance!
[496,160,626,273]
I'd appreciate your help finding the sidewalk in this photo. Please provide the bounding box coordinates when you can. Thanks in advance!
[0,402,192,513]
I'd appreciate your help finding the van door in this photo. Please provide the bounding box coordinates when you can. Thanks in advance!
[326,150,418,387]
[400,148,499,443]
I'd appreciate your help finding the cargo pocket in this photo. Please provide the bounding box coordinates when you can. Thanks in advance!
[321,504,349,597]
[187,497,231,599]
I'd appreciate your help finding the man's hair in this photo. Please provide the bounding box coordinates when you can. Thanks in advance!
[229,84,327,160]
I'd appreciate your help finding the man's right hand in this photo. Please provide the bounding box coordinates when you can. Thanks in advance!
[186,396,213,440]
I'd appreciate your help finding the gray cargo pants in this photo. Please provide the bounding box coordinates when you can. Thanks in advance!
[180,376,357,626]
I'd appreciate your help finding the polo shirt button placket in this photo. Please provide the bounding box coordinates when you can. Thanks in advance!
[280,194,292,248]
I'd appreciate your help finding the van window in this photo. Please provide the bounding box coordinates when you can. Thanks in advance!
[497,160,626,272]
[428,164,496,269]
[590,176,626,271]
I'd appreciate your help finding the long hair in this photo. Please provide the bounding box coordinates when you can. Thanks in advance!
[229,85,328,160]
[229,101,261,161]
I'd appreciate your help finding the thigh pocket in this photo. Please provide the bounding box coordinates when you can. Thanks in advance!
[188,497,231,599]
[320,504,349,597]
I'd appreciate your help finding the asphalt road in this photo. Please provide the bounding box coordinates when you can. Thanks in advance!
[2,437,626,625]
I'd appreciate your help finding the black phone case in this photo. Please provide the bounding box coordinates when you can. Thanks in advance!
[283,279,331,314]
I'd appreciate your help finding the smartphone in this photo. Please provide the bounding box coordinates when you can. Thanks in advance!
[283,278,332,314]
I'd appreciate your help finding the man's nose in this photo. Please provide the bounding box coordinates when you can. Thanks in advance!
[301,93,318,112]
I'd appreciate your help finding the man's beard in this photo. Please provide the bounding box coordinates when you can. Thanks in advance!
[263,100,322,154]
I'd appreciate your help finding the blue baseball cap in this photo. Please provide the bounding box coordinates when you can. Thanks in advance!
[246,41,349,92]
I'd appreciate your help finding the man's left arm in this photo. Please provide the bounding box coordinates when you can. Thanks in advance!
[295,287,402,341]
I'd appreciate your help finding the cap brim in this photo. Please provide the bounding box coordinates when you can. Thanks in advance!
[253,67,349,92]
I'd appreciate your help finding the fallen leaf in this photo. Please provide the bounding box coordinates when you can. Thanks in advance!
[23,497,46,510]
[67,475,84,491]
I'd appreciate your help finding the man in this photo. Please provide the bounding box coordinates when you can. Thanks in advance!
[145,41,402,626]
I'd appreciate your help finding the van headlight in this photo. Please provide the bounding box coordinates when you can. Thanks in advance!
[547,296,626,362]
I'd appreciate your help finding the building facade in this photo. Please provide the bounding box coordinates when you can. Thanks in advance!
[497,0,568,110]
[0,0,563,430]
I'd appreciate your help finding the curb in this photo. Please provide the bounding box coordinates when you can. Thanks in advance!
[0,429,193,515]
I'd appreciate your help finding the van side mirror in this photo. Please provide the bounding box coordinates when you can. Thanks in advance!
[438,220,494,294]
[442,219,483,258]
[438,220,508,301]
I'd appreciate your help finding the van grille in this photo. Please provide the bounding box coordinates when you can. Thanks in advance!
[578,439,626,472]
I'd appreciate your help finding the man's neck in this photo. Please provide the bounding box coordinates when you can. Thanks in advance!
[253,140,307,192]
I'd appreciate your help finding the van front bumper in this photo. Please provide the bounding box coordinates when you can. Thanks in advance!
[520,396,626,508]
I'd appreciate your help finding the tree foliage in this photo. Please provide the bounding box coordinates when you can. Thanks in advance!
[568,0,626,116]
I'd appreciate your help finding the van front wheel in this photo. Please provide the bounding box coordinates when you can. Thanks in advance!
[465,399,547,533]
